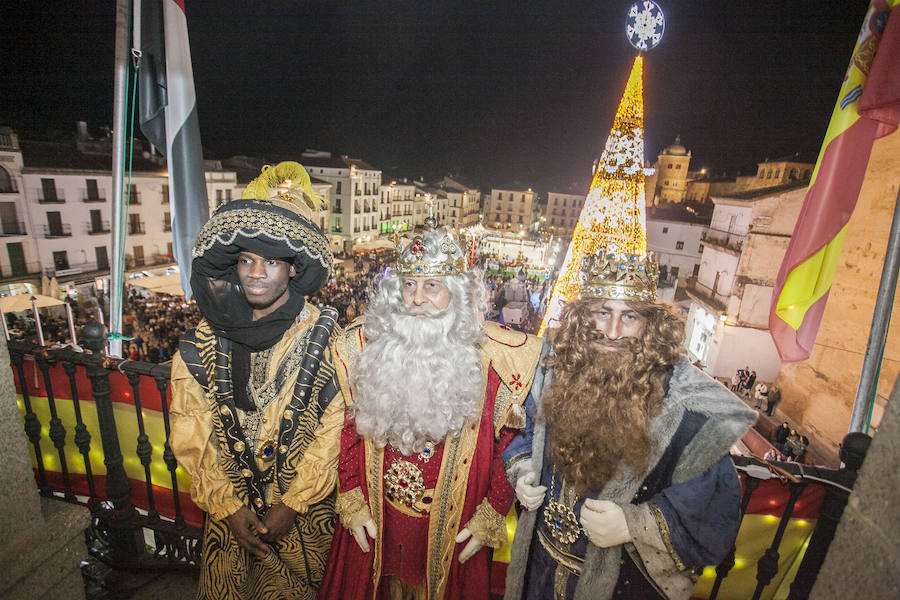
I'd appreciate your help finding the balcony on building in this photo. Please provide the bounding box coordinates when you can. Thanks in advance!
[43,223,72,238]
[686,277,728,314]
[163,219,171,232]
[0,221,26,236]
[36,189,66,204]
[128,191,141,205]
[86,220,111,235]
[700,228,744,255]
[128,221,146,235]
[82,190,106,203]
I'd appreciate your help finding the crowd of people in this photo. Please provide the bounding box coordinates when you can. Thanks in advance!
[766,421,811,462]
[120,291,202,363]
[729,366,813,463]
[731,365,781,416]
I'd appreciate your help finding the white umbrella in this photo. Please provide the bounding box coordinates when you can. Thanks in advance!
[1,294,66,343]
[1,293,66,313]
[127,273,183,291]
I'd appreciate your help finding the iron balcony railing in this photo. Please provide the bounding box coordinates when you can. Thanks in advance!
[36,189,67,203]
[86,220,111,235]
[128,222,146,235]
[8,339,201,579]
[6,339,865,597]
[43,223,72,238]
[701,229,745,253]
[0,220,26,236]
[82,190,106,203]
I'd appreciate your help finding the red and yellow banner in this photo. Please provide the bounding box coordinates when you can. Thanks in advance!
[770,0,900,362]
[12,358,203,526]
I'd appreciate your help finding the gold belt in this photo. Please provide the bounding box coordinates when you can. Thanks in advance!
[537,527,584,576]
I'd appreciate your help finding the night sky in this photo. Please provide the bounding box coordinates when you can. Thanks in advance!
[1,0,872,193]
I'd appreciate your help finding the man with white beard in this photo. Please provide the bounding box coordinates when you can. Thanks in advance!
[320,225,543,599]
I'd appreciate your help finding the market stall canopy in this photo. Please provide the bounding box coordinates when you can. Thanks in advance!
[354,239,396,252]
[127,273,185,296]
[1,293,66,313]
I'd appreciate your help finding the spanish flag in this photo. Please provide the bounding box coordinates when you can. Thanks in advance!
[770,0,900,362]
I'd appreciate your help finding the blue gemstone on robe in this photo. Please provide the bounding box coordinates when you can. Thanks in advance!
[263,444,275,458]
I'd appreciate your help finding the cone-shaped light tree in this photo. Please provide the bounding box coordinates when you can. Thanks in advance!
[539,55,650,336]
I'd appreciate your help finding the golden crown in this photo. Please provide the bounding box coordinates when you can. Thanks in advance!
[395,224,467,277]
[579,251,658,302]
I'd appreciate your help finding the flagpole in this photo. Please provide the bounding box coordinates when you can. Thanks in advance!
[108,0,131,358]
[850,185,900,433]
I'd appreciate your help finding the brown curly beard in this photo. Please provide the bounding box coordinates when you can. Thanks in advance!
[543,298,685,494]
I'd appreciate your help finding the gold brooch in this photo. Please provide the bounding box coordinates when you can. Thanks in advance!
[544,471,581,544]
[384,459,425,507]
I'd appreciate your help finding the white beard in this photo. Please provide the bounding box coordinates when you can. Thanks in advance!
[352,305,485,456]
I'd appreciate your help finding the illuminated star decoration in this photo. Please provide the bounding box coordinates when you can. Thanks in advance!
[627,1,665,52]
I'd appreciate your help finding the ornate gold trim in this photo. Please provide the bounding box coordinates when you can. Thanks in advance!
[465,498,507,549]
[537,527,584,575]
[503,452,531,476]
[335,487,371,529]
[426,356,488,599]
[649,501,687,571]
[193,206,333,271]
[365,439,385,596]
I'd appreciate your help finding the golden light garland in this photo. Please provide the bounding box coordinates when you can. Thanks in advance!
[539,55,649,336]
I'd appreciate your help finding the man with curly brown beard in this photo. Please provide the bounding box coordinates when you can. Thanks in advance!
[503,251,757,600]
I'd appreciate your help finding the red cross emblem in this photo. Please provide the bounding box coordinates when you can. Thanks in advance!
[510,373,523,391]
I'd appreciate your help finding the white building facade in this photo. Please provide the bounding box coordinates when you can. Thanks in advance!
[646,210,707,285]
[299,153,382,252]
[435,177,481,228]
[546,192,585,237]
[484,188,536,232]
[685,184,806,381]
[381,179,416,234]
[1,129,235,292]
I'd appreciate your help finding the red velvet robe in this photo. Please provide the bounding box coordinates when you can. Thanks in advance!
[320,367,516,599]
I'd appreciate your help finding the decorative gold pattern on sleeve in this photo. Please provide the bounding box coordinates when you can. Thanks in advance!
[335,487,372,529]
[465,498,508,549]
[649,501,687,571]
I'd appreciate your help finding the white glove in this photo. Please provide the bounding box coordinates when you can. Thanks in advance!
[455,527,484,563]
[350,519,376,553]
[515,472,547,511]
[580,499,630,548]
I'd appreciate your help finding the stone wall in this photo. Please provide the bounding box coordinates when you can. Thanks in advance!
[810,371,900,599]
[777,129,900,458]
